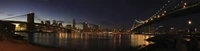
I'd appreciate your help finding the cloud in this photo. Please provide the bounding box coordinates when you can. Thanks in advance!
[7,14,15,16]
[0,12,4,14]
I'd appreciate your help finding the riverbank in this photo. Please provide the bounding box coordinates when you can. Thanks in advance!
[0,34,65,51]
[0,39,65,51]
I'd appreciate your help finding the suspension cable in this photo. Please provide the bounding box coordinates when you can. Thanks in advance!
[0,14,27,20]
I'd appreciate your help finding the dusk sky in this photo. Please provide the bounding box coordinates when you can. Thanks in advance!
[0,0,200,29]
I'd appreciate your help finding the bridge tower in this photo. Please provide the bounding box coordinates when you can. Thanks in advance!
[27,12,35,32]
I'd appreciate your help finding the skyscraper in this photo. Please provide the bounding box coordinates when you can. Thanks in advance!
[72,19,76,29]
[45,20,51,25]
[66,25,72,29]
[58,23,63,27]
[52,20,57,26]
[83,22,89,32]
[41,21,44,24]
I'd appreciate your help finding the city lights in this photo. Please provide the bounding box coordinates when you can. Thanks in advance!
[0,0,200,51]
[154,16,157,18]
[157,15,160,18]
[184,3,187,5]
[164,11,167,13]
[150,18,153,21]
[162,13,165,16]
[183,6,186,8]
[188,21,192,25]
[145,20,149,23]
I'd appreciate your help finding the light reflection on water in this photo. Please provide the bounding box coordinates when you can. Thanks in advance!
[131,34,154,46]
[16,33,154,51]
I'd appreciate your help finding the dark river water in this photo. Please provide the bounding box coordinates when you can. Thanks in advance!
[15,32,154,51]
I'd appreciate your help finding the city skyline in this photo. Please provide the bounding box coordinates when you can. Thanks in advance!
[1,0,200,51]
[0,0,200,29]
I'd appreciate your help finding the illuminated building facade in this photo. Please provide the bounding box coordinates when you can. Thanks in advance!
[83,22,89,32]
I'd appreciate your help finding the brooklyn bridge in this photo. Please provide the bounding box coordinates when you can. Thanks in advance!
[0,12,79,33]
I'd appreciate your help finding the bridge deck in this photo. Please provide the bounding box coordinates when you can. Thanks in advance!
[133,2,200,31]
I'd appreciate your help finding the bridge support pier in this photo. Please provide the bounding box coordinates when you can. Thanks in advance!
[136,28,142,34]
[27,13,35,32]
[132,28,142,34]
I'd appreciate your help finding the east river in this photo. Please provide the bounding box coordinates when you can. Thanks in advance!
[15,32,155,51]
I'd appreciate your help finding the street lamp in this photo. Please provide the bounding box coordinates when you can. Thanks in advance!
[188,21,192,24]
[188,21,192,35]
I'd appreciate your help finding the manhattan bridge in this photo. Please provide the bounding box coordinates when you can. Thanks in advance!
[129,0,200,34]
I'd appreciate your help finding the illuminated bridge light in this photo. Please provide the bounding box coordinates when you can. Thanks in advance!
[142,22,145,24]
[157,15,160,18]
[145,20,149,23]
[164,11,167,13]
[184,3,187,5]
[150,18,153,21]
[188,21,192,25]
[183,6,186,8]
[168,1,170,3]
[162,13,165,16]
[154,16,157,18]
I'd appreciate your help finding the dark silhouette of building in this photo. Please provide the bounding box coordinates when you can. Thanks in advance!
[58,23,63,27]
[83,22,89,32]
[52,20,57,26]
[120,25,125,33]
[72,19,76,29]
[66,25,72,29]
[45,20,51,25]
[0,21,15,34]
[66,25,72,33]
[41,21,44,24]
[91,25,101,32]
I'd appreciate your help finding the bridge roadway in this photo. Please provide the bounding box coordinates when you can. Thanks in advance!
[0,20,65,29]
[133,2,200,31]
[0,20,41,25]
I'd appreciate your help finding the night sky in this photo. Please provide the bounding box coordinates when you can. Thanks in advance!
[0,0,200,29]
